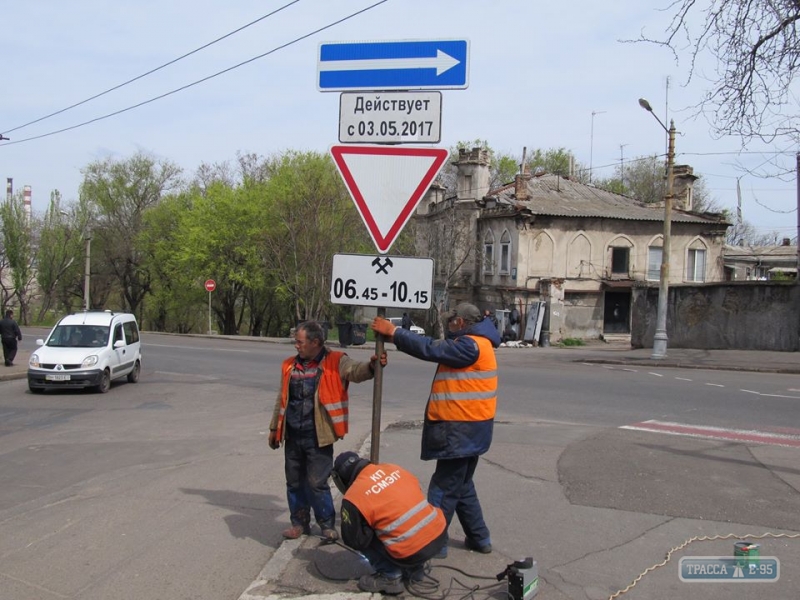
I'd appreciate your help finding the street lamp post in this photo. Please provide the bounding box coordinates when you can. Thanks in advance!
[639,98,676,359]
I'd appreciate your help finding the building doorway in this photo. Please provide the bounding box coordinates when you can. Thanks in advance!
[603,291,630,334]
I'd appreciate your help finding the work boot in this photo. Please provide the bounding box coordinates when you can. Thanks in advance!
[321,528,339,542]
[464,537,492,554]
[358,573,404,595]
[282,523,310,539]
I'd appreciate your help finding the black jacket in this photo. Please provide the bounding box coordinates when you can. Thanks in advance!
[0,317,22,341]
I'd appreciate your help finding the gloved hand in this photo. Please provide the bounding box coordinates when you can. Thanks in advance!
[371,317,397,339]
[268,430,280,450]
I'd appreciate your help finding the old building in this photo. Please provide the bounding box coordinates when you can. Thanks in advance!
[414,148,730,343]
[723,239,798,281]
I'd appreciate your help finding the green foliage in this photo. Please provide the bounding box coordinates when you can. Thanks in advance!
[0,192,35,321]
[559,337,585,347]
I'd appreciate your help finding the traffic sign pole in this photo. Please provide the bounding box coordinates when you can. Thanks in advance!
[204,279,216,335]
[370,306,386,463]
[321,38,470,461]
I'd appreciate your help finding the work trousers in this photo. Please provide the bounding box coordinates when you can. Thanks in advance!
[283,433,335,530]
[2,338,18,366]
[427,455,491,547]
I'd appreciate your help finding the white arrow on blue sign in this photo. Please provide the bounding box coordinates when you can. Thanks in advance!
[318,39,469,91]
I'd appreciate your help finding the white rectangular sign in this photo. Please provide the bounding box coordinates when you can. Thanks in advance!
[339,91,442,144]
[331,254,433,309]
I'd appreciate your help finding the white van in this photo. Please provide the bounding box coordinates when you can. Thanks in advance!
[28,310,142,394]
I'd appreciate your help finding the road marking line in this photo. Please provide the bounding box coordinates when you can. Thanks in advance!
[648,372,663,377]
[675,377,692,381]
[621,419,800,448]
[705,383,724,387]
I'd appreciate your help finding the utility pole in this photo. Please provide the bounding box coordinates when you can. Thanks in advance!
[589,110,606,183]
[639,98,676,359]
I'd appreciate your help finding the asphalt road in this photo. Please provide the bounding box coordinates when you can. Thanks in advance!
[1,333,799,600]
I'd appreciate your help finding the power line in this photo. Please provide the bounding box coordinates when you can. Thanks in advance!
[0,0,390,146]
[1,1,302,135]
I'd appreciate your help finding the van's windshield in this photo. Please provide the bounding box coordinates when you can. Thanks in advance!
[47,325,110,348]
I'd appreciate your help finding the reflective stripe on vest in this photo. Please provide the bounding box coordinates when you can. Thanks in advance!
[427,335,497,422]
[345,463,446,559]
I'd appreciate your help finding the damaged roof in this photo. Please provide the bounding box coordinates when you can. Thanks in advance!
[486,173,725,224]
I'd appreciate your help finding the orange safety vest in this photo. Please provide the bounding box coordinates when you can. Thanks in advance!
[427,335,497,422]
[345,463,446,559]
[274,351,349,440]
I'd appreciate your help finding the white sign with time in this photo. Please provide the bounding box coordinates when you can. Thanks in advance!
[331,253,433,309]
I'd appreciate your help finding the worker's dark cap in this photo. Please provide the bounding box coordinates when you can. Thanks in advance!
[333,451,371,489]
[445,302,481,323]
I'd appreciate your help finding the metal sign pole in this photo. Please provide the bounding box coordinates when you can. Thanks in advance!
[370,306,386,463]
[208,291,212,335]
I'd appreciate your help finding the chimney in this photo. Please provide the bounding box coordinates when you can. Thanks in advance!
[672,165,698,211]
[454,147,491,202]
[782,238,791,246]
[514,146,530,201]
[23,185,32,224]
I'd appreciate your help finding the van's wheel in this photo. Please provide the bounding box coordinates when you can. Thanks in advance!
[96,369,111,393]
[127,360,140,383]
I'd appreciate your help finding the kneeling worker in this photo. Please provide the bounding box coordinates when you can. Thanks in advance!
[332,451,447,595]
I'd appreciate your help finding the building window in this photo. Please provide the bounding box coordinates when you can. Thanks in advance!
[686,248,706,282]
[611,247,629,275]
[500,231,511,274]
[647,246,662,281]
[483,231,495,275]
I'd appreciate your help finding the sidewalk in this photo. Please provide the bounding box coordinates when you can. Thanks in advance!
[242,417,800,600]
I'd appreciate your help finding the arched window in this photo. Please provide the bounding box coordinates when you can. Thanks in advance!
[483,230,495,275]
[647,237,663,281]
[686,239,707,282]
[499,230,511,274]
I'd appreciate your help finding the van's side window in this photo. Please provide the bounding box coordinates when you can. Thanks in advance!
[113,324,124,345]
[123,321,139,344]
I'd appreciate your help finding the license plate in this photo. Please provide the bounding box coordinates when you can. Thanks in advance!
[46,374,71,381]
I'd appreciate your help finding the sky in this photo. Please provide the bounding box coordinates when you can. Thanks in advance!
[1,0,797,241]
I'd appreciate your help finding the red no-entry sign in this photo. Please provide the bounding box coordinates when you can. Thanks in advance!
[204,279,216,292]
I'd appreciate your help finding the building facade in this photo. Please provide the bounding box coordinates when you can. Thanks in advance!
[414,148,730,343]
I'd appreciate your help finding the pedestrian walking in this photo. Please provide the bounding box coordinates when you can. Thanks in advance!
[268,320,386,541]
[331,451,447,595]
[0,309,22,367]
[371,302,500,557]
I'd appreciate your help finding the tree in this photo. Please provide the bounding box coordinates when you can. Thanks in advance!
[640,1,800,149]
[0,191,35,322]
[261,151,371,323]
[34,191,85,321]
[595,155,720,212]
[80,152,182,316]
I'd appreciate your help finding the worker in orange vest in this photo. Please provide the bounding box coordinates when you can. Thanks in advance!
[371,303,500,558]
[332,451,447,595]
[269,321,386,542]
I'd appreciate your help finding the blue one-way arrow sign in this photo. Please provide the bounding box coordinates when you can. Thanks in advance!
[318,39,469,91]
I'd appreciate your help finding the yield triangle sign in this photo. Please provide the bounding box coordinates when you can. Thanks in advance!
[331,145,449,253]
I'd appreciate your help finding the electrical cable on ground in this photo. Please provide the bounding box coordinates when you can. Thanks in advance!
[607,531,800,599]
[312,540,508,600]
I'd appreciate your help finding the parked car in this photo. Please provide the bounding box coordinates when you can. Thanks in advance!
[387,317,425,335]
[27,310,142,394]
